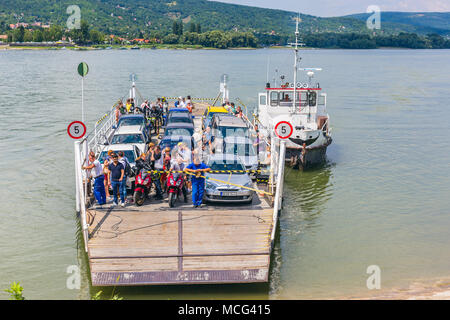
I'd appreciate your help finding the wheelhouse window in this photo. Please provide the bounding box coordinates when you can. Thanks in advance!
[300,92,308,106]
[270,91,279,106]
[308,91,317,107]
[279,92,303,107]
[259,94,267,106]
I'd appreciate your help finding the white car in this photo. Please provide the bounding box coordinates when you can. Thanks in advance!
[109,125,150,153]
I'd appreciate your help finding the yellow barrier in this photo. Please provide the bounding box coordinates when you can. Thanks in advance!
[144,169,270,174]
[183,171,273,196]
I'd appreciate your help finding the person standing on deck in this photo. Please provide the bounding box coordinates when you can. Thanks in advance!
[147,145,163,200]
[108,154,125,206]
[125,99,132,114]
[184,157,210,208]
[115,102,122,124]
[174,97,182,108]
[103,150,114,200]
[82,151,106,207]
[118,151,130,207]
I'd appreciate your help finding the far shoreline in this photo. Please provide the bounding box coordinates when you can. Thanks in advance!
[1,44,449,51]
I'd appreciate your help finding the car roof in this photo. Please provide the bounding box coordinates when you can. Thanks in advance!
[169,108,189,113]
[168,112,191,118]
[214,115,247,127]
[223,136,253,143]
[114,125,144,134]
[165,122,194,129]
[119,114,144,119]
[207,106,228,113]
[100,144,135,151]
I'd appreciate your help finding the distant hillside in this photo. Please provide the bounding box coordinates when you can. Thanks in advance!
[0,0,434,38]
[347,12,450,36]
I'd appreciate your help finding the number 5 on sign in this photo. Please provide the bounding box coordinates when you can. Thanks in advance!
[274,121,293,139]
[68,121,86,139]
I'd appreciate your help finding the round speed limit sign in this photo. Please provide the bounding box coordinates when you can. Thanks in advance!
[274,121,293,139]
[67,121,86,139]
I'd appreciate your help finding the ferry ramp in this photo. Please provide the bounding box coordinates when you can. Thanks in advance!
[86,192,273,286]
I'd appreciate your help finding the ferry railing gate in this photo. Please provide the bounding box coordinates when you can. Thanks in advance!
[74,140,89,252]
[270,139,286,248]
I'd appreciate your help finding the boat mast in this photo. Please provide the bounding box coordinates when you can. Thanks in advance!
[292,14,300,114]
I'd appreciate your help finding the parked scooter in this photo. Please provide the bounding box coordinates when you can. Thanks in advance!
[167,171,187,207]
[133,160,152,206]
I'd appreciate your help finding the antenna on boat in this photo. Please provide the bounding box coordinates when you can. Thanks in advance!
[299,68,322,87]
[129,73,137,104]
[289,13,303,113]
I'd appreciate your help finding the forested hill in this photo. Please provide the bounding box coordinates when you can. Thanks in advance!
[1,0,445,37]
[347,12,450,36]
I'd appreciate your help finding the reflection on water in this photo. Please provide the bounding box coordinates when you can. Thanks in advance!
[269,162,334,298]
[282,163,334,233]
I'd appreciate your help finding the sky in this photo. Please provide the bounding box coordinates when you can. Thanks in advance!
[210,0,450,17]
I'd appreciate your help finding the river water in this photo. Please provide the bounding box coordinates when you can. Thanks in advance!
[0,48,449,299]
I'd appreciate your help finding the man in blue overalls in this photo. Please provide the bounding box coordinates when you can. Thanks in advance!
[185,157,210,208]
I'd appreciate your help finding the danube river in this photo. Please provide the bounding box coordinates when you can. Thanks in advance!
[0,48,449,299]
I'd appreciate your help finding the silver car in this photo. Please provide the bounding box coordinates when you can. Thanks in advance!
[204,154,254,204]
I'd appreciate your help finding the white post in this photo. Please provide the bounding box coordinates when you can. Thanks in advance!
[75,141,89,252]
[270,134,275,196]
[81,77,84,123]
[271,140,286,246]
[84,140,89,208]
[74,142,80,213]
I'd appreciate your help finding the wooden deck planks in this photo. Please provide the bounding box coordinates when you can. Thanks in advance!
[86,186,274,285]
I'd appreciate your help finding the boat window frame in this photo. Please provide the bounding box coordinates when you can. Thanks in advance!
[259,94,267,106]
[270,91,279,107]
[308,91,317,107]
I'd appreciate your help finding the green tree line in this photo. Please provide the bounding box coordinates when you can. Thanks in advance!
[301,32,450,49]
[4,19,450,50]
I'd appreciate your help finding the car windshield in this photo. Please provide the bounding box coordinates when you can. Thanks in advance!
[160,138,193,151]
[224,143,256,156]
[118,118,143,127]
[111,134,144,144]
[219,126,249,138]
[165,128,193,137]
[168,116,191,124]
[208,160,245,173]
[98,150,135,164]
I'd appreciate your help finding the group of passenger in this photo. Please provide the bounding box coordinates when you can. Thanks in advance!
[82,150,131,208]
[222,101,247,120]
[174,95,194,113]
[131,139,210,207]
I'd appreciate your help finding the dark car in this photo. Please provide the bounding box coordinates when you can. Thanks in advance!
[167,112,194,125]
[163,122,194,138]
[159,136,195,153]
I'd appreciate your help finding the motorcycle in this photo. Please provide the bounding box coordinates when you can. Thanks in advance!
[133,167,152,206]
[166,172,187,208]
